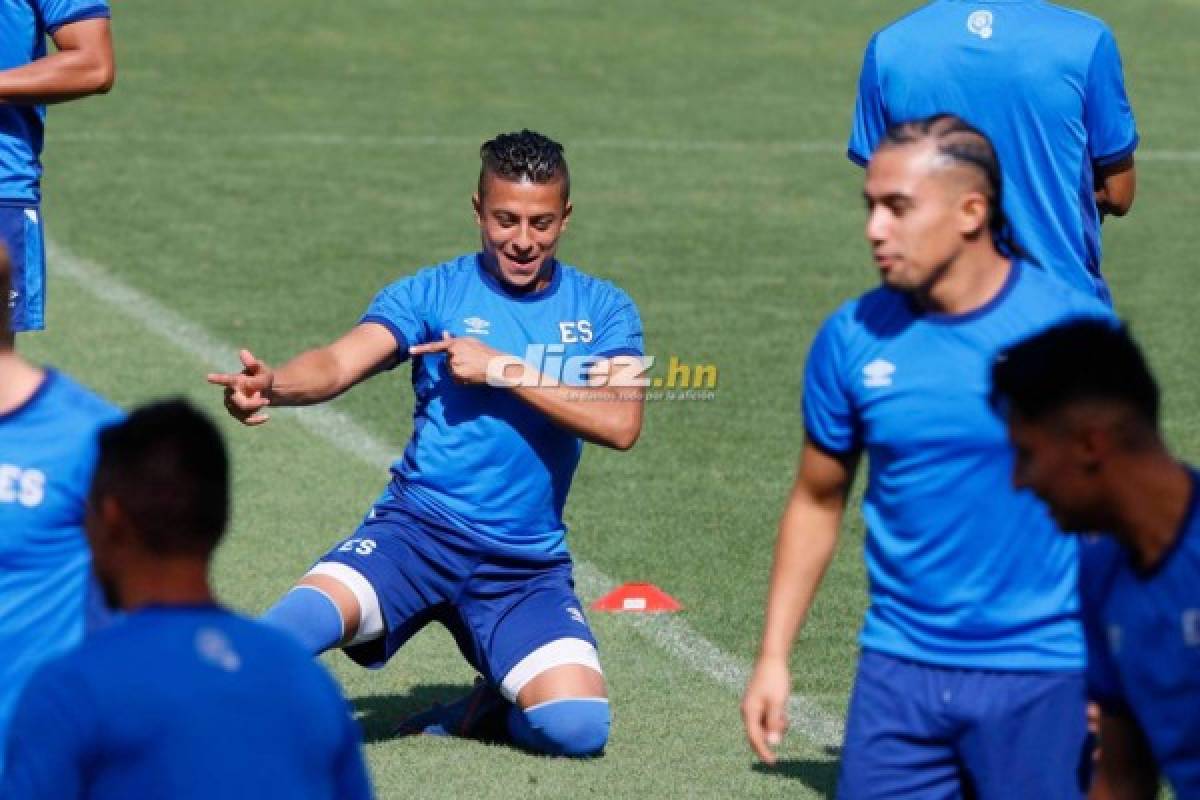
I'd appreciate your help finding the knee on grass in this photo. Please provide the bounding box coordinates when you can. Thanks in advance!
[508,697,610,758]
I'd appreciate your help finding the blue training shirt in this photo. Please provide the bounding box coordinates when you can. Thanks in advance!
[0,0,110,203]
[848,0,1138,303]
[0,606,373,799]
[362,253,644,556]
[804,261,1110,670]
[0,369,120,772]
[1080,468,1200,798]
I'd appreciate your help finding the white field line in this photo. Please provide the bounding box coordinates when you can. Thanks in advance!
[50,130,1200,162]
[48,240,845,751]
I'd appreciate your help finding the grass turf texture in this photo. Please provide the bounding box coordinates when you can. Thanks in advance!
[23,0,1199,796]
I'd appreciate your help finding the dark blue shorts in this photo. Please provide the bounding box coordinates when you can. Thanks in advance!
[838,649,1090,800]
[0,205,45,332]
[317,503,598,688]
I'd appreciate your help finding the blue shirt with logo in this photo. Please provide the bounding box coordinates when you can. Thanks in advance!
[1080,469,1200,798]
[361,253,644,556]
[848,0,1138,303]
[0,0,110,203]
[0,606,373,799]
[803,262,1110,670]
[0,369,120,772]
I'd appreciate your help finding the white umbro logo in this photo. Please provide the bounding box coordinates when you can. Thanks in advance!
[566,607,586,625]
[967,10,994,39]
[863,359,896,388]
[464,316,490,335]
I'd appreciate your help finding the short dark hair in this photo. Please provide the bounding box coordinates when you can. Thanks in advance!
[478,129,570,199]
[990,319,1159,427]
[91,399,230,556]
[880,113,1027,262]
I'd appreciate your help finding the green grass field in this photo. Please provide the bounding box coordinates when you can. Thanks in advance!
[21,1,1200,796]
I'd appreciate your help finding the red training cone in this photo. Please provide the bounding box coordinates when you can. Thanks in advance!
[591,582,683,613]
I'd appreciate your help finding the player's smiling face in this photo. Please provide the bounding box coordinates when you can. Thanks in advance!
[863,142,985,297]
[474,173,572,293]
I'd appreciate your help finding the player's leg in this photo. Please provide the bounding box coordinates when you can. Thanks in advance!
[0,206,46,334]
[837,650,965,800]
[483,561,610,757]
[262,511,463,665]
[955,670,1089,799]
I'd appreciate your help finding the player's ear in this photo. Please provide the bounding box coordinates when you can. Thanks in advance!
[472,192,483,226]
[959,190,989,239]
[560,200,573,232]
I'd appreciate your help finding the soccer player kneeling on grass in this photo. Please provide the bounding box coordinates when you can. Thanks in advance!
[0,400,373,799]
[992,320,1200,800]
[742,114,1112,799]
[208,130,644,757]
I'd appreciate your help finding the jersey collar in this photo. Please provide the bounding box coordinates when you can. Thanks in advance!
[475,253,564,303]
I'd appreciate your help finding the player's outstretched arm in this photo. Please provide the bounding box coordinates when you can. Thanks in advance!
[410,334,645,450]
[0,19,114,104]
[207,323,398,426]
[742,440,858,765]
[1089,712,1159,800]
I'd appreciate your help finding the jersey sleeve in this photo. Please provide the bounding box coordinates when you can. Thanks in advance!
[359,272,437,365]
[35,0,110,34]
[802,312,860,454]
[589,285,644,359]
[848,33,886,168]
[1084,27,1139,167]
[0,661,94,799]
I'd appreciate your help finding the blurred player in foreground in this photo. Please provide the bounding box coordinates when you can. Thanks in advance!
[209,130,644,757]
[848,0,1138,304]
[0,399,373,799]
[992,320,1200,800]
[742,114,1111,799]
[0,247,120,778]
[0,0,114,332]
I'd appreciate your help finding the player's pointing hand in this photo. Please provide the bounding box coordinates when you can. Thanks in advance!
[409,331,500,386]
[206,349,275,426]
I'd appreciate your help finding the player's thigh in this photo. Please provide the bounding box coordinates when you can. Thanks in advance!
[957,671,1089,800]
[0,206,45,332]
[464,559,605,705]
[838,650,965,800]
[308,519,464,662]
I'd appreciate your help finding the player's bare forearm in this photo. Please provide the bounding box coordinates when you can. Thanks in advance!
[266,348,351,407]
[758,441,857,662]
[0,20,114,104]
[509,381,644,450]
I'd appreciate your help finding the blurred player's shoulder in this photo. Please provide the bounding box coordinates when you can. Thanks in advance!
[1012,260,1112,319]
[7,369,121,432]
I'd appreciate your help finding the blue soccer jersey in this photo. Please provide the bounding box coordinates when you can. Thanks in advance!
[361,253,644,556]
[804,261,1110,670]
[0,369,120,768]
[848,0,1138,303]
[1080,469,1200,798]
[0,606,373,799]
[0,0,110,203]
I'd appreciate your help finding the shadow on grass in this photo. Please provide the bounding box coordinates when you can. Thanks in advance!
[353,683,475,744]
[752,752,841,796]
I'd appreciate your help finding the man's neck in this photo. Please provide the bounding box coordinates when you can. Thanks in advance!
[1109,454,1193,572]
[919,247,1012,316]
[115,558,217,611]
[0,351,45,414]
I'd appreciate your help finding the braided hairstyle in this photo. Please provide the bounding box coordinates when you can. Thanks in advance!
[880,114,1030,263]
[478,129,570,200]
